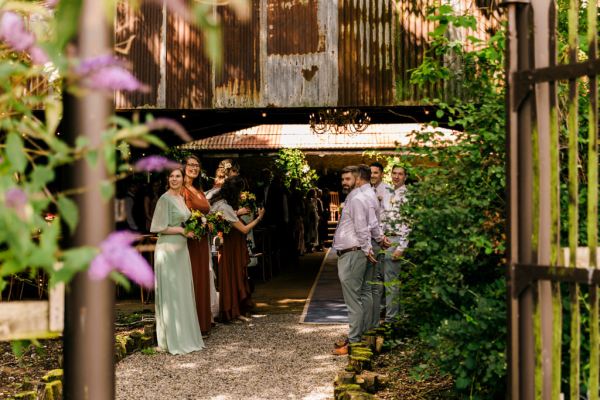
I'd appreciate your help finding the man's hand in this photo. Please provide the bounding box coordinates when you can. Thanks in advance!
[380,236,391,249]
[392,249,403,260]
[367,252,377,264]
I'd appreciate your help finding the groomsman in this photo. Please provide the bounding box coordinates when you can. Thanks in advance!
[381,165,410,322]
[365,162,392,329]
[331,165,379,355]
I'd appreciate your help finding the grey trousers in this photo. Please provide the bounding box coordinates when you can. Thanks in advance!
[383,236,403,322]
[337,250,368,343]
[364,240,384,330]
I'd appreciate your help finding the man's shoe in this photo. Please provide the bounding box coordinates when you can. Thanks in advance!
[331,344,348,356]
[334,339,349,348]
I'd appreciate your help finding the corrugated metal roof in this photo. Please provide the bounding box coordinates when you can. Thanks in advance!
[180,124,458,151]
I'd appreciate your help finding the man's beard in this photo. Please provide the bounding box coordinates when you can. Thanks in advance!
[342,184,353,194]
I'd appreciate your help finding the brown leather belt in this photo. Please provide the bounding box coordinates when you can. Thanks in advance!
[336,247,360,257]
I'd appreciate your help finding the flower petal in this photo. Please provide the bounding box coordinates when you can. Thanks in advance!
[112,248,155,289]
[0,12,35,52]
[88,253,113,281]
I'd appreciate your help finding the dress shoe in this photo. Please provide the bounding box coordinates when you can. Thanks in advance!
[331,344,348,356]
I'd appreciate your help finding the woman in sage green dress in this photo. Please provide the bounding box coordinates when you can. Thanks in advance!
[150,167,204,355]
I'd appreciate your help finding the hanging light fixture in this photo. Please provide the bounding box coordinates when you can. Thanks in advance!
[309,108,371,135]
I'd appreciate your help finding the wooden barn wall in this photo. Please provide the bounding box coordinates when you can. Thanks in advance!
[115,0,499,110]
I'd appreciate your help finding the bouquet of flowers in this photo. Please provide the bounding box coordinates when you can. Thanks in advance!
[206,211,231,234]
[184,210,211,238]
[239,191,257,213]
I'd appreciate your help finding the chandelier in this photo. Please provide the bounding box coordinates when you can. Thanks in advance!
[309,108,371,135]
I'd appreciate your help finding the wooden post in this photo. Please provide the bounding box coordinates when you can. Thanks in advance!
[62,0,115,398]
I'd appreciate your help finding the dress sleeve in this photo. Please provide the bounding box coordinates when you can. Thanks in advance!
[222,203,239,223]
[150,196,169,233]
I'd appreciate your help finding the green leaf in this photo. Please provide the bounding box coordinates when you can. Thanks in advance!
[436,109,444,119]
[6,133,27,173]
[57,195,79,234]
[100,181,115,201]
[30,166,55,190]
[10,340,30,358]
[54,0,83,51]
[455,376,471,389]
[51,246,98,286]
[44,95,62,136]
[110,271,131,291]
[104,145,116,174]
[85,149,98,167]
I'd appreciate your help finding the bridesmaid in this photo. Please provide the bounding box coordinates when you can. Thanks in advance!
[150,167,204,354]
[210,176,265,322]
[181,155,213,336]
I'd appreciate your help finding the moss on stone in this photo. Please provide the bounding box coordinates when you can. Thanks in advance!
[42,368,63,383]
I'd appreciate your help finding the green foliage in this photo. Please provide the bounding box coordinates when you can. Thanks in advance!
[388,4,508,397]
[273,149,318,192]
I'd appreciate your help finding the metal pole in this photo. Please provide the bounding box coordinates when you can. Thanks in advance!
[63,0,115,398]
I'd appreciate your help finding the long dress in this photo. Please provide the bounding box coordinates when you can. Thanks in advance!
[211,199,251,322]
[150,192,204,355]
[181,185,213,334]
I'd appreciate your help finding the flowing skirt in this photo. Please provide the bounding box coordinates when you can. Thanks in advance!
[217,229,251,322]
[155,234,204,354]
[188,236,212,334]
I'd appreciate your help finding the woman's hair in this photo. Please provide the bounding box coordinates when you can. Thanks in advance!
[166,167,184,190]
[214,175,244,209]
[184,155,202,188]
[306,188,316,199]
[216,158,240,178]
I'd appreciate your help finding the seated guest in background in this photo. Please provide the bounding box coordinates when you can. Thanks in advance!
[210,176,265,322]
[182,155,213,336]
[150,167,204,355]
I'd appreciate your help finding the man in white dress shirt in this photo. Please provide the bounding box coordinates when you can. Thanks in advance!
[366,162,392,329]
[381,165,410,322]
[331,166,379,355]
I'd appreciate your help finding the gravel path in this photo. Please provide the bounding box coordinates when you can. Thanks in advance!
[116,314,347,400]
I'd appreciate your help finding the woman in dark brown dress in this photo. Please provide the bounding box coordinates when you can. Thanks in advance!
[182,155,213,335]
[210,176,265,322]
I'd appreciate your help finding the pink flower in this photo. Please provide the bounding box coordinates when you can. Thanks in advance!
[0,12,35,51]
[5,188,27,209]
[0,12,49,65]
[75,55,149,92]
[45,0,59,8]
[88,231,154,288]
[145,118,192,142]
[86,65,148,92]
[134,155,181,172]
[29,46,49,65]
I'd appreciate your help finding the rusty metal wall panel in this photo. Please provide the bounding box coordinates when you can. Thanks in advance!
[267,0,322,55]
[214,2,261,107]
[261,0,339,107]
[338,0,395,106]
[115,1,162,109]
[165,7,212,108]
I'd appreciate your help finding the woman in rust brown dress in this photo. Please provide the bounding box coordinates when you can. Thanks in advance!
[210,176,265,322]
[182,155,213,335]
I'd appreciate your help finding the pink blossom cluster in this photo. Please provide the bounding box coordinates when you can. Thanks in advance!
[75,54,149,92]
[0,12,48,65]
